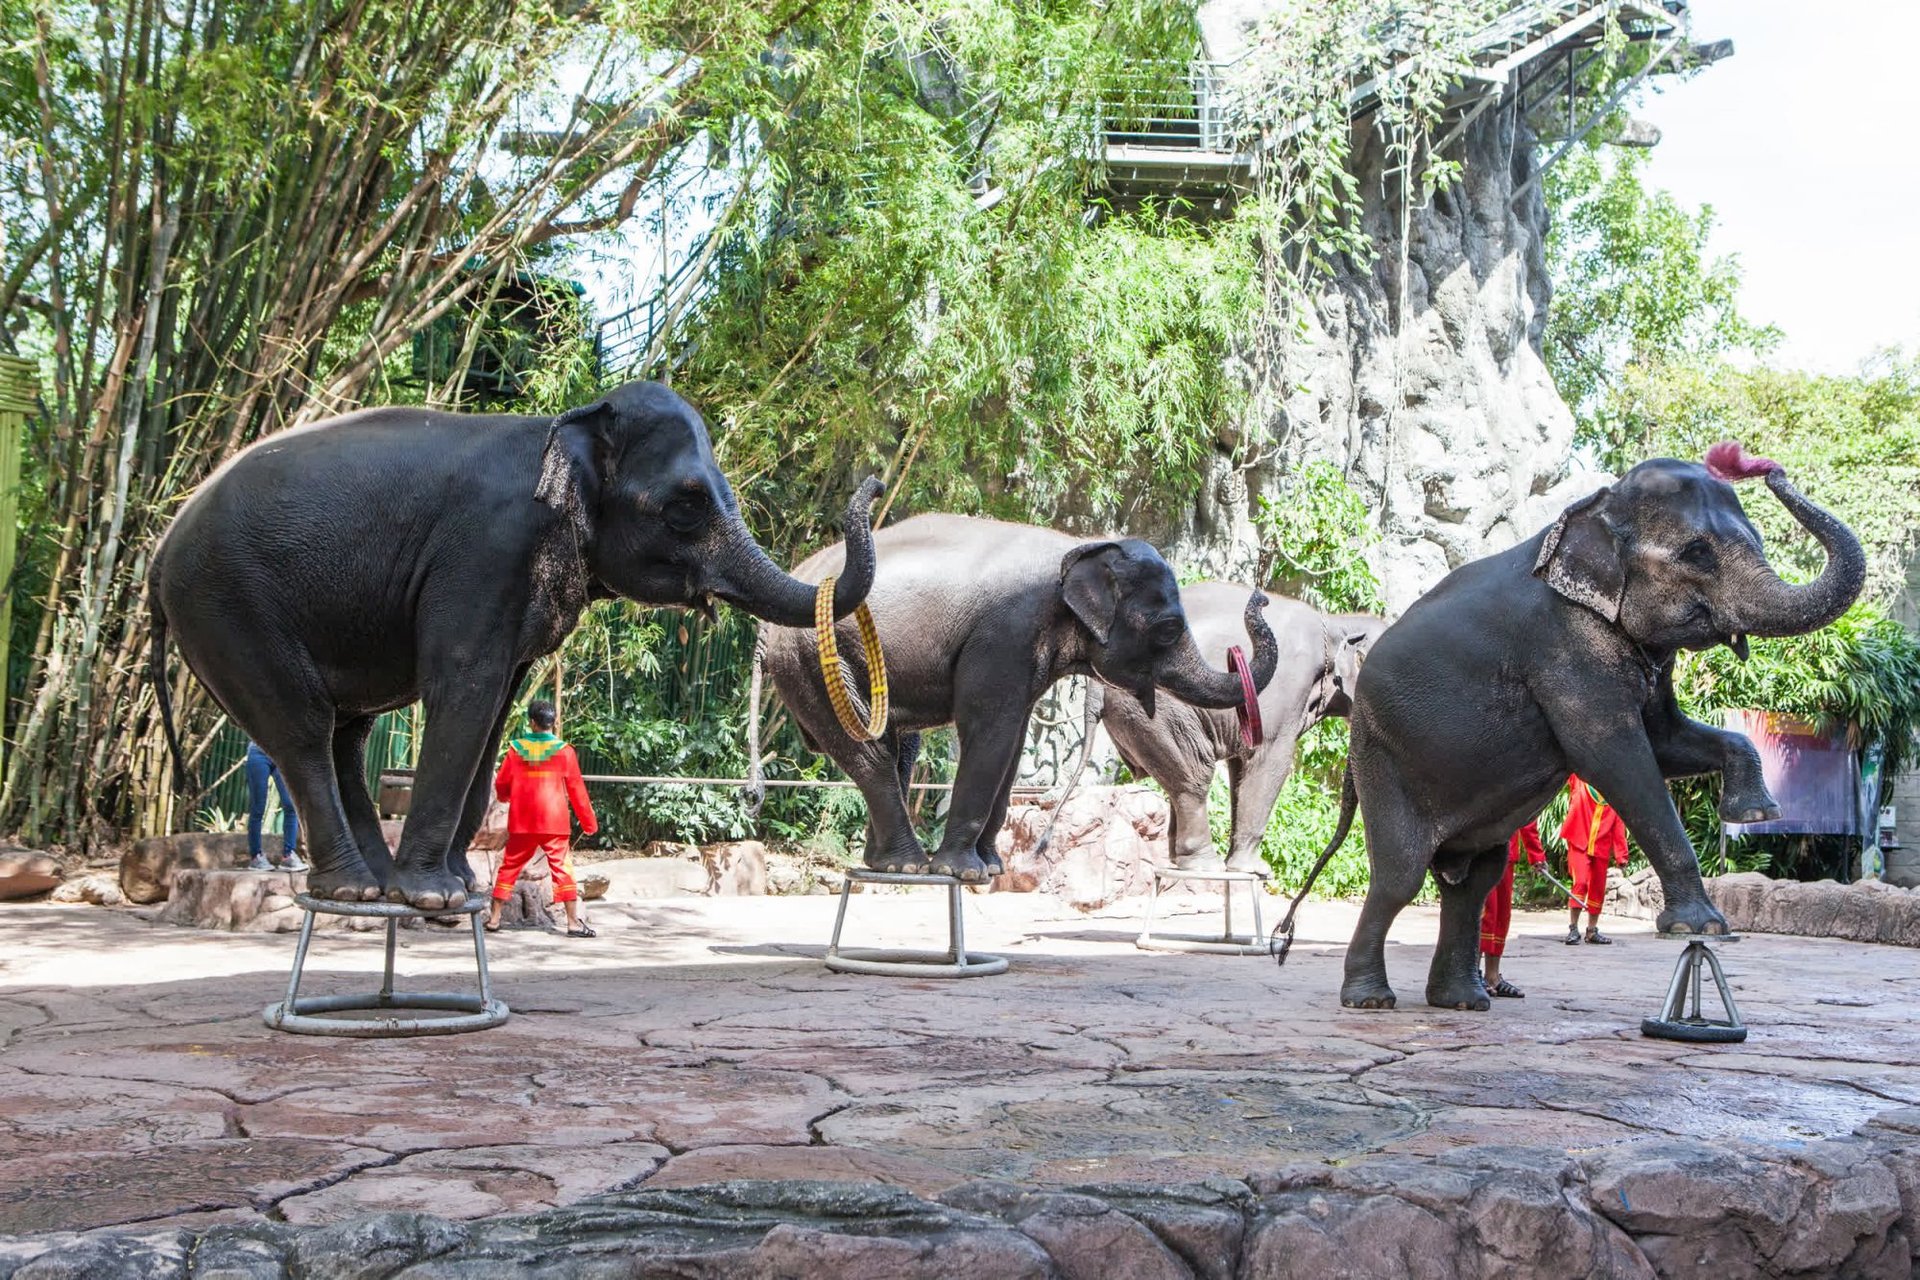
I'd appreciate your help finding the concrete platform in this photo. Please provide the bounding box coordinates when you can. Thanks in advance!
[1,889,1918,1276]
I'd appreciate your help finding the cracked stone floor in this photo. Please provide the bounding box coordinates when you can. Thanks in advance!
[0,887,1916,1237]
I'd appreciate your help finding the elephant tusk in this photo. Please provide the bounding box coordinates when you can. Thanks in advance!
[815,575,890,742]
[1229,646,1264,749]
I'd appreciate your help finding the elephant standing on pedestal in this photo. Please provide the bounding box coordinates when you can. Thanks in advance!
[1086,583,1386,871]
[1301,446,1865,1012]
[748,516,1279,882]
[150,381,881,909]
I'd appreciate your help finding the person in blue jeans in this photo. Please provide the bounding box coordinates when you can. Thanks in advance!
[245,741,305,872]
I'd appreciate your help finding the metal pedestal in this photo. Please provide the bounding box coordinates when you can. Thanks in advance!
[1137,865,1269,955]
[263,894,510,1037]
[1641,934,1746,1043]
[825,870,1008,978]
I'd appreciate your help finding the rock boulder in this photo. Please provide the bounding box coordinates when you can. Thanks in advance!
[118,832,252,904]
[992,785,1174,910]
[0,850,61,901]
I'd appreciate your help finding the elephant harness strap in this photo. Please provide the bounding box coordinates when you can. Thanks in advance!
[814,575,890,742]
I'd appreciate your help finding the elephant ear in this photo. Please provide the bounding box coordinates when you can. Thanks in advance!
[1533,488,1624,623]
[1060,541,1125,644]
[534,398,611,510]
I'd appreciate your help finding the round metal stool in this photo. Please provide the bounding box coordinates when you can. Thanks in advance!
[1137,865,1269,955]
[1641,933,1746,1044]
[263,894,510,1037]
[824,870,1008,978]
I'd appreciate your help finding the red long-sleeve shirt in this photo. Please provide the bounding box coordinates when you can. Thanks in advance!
[1560,775,1628,866]
[1507,820,1545,866]
[493,734,597,836]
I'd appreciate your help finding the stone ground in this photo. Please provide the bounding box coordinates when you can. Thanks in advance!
[2,887,1919,1276]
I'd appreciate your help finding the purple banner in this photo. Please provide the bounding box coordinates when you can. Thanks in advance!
[1722,709,1859,836]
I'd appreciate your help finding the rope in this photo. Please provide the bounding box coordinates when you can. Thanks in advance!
[815,575,889,741]
[582,774,1052,793]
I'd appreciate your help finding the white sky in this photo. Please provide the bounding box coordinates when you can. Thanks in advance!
[1632,0,1920,373]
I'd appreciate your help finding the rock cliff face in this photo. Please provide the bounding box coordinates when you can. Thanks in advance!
[1164,106,1601,613]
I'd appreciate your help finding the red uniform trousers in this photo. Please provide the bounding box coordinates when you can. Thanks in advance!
[1480,822,1544,958]
[1567,847,1610,916]
[493,833,579,903]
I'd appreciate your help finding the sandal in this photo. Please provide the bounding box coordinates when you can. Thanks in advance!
[1490,978,1526,998]
[1565,928,1582,945]
[566,924,597,938]
[483,921,501,933]
[1584,929,1613,945]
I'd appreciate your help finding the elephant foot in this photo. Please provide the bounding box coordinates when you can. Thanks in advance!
[1340,975,1398,1010]
[975,848,1006,877]
[1426,973,1491,1012]
[306,860,383,903]
[1657,898,1730,937]
[386,868,470,912]
[1171,847,1226,872]
[448,850,482,895]
[1224,849,1266,874]
[864,832,930,876]
[930,848,990,883]
[1719,799,1781,825]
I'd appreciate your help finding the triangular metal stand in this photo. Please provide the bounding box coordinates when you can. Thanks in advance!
[1641,935,1746,1043]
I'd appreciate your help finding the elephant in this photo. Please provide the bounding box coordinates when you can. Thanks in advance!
[747,516,1279,882]
[149,380,881,909]
[1086,583,1386,872]
[1294,446,1865,1011]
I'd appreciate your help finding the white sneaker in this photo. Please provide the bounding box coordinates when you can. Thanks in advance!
[246,854,273,871]
[277,853,307,873]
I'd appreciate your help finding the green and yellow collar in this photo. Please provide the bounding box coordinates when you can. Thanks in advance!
[511,732,567,764]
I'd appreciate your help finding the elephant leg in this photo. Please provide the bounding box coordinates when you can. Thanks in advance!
[1556,728,1726,937]
[846,735,925,874]
[1225,737,1297,873]
[1426,847,1507,1011]
[332,715,394,886]
[1646,695,1778,824]
[1166,779,1218,870]
[896,731,922,805]
[931,705,1029,883]
[973,746,1021,876]
[387,662,516,909]
[1341,773,1433,1010]
[446,667,531,893]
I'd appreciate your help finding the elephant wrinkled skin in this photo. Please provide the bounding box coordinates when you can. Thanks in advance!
[1324,455,1865,1012]
[150,381,880,909]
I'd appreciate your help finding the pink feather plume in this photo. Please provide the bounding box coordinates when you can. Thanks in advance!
[1704,440,1781,483]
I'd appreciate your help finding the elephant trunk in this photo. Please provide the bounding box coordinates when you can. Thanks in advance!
[710,477,883,627]
[1155,592,1278,709]
[1730,471,1866,639]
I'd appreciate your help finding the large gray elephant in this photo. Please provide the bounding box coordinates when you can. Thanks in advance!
[748,516,1278,882]
[1298,447,1864,1011]
[150,380,881,909]
[1089,583,1386,871]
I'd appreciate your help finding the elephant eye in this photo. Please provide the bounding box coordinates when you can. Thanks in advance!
[664,493,708,534]
[1678,539,1716,571]
[1150,619,1184,648]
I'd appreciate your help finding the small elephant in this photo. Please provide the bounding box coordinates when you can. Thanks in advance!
[1309,447,1865,1011]
[150,381,881,909]
[749,516,1278,881]
[1089,583,1386,871]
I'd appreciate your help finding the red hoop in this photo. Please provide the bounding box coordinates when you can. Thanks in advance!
[1229,645,1263,749]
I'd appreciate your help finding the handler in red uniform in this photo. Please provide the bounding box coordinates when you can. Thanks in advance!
[1480,820,1545,998]
[485,699,598,937]
[1560,774,1628,945]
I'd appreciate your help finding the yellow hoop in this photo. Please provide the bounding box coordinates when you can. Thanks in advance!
[815,575,889,742]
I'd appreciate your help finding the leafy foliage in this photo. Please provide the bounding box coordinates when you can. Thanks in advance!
[1253,461,1386,614]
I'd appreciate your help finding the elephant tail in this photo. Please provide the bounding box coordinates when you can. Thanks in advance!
[743,627,769,818]
[1035,680,1105,856]
[1270,765,1357,966]
[150,595,193,796]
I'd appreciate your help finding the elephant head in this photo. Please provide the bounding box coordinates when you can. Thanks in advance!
[535,381,879,626]
[1314,613,1389,719]
[1060,540,1278,716]
[1533,444,1865,657]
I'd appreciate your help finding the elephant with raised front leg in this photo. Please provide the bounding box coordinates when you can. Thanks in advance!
[749,516,1279,883]
[149,380,881,909]
[1294,445,1864,1012]
[1090,584,1385,873]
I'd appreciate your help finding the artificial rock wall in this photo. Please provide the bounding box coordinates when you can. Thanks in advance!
[1164,106,1600,613]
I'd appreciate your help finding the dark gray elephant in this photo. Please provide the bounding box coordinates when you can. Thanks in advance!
[1299,446,1864,1011]
[748,516,1279,882]
[150,380,880,909]
[1089,583,1386,871]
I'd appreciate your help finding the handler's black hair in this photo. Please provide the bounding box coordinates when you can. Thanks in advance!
[527,699,557,730]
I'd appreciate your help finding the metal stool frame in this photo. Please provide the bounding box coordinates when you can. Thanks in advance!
[1641,933,1747,1043]
[263,894,510,1037]
[1137,865,1269,955]
[825,870,1008,978]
